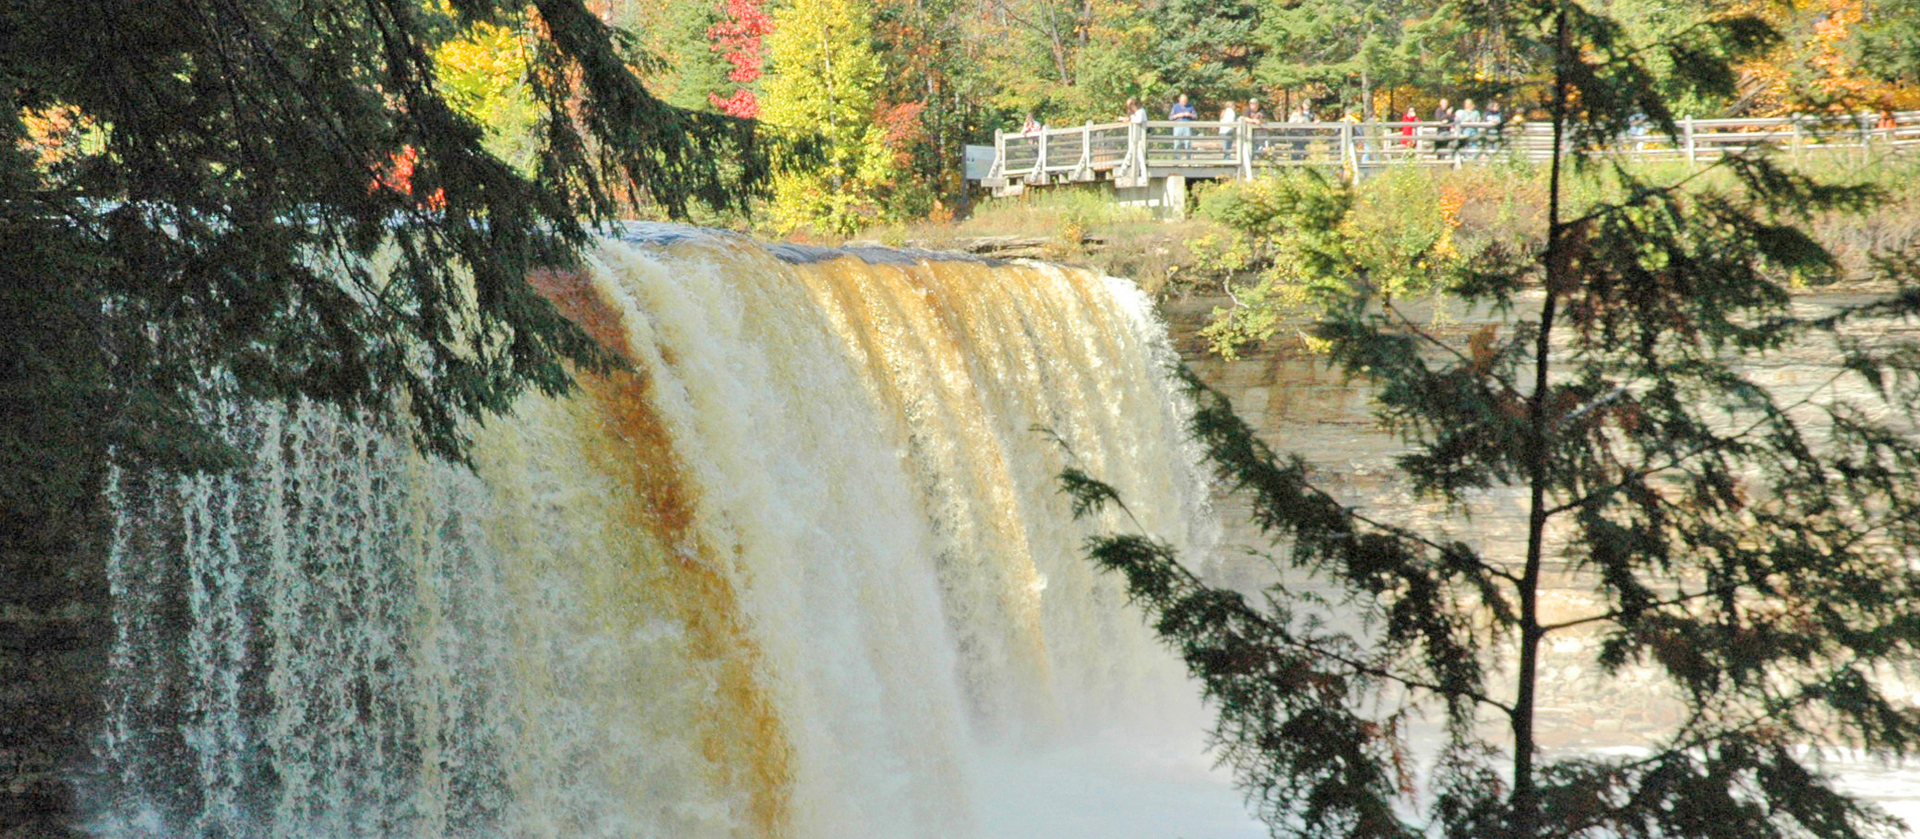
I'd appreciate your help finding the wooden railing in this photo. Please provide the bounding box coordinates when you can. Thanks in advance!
[982,111,1920,193]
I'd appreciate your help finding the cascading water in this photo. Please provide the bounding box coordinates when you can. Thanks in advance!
[92,226,1260,839]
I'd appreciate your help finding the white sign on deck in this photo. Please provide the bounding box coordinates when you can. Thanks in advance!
[964,145,995,182]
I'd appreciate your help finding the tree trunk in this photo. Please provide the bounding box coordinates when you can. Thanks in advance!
[1512,6,1573,838]
[1361,68,1372,121]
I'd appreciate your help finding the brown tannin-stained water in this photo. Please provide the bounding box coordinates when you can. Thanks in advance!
[91,225,1263,839]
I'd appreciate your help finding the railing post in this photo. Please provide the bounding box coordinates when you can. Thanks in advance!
[1340,123,1354,176]
[1683,116,1697,166]
[992,128,1004,180]
[1239,122,1252,179]
[1080,121,1093,176]
[1791,113,1803,160]
[1135,122,1148,177]
[1033,126,1048,184]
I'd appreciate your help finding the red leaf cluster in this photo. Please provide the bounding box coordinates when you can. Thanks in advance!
[707,0,772,118]
[709,88,760,118]
[368,145,447,210]
[876,101,926,151]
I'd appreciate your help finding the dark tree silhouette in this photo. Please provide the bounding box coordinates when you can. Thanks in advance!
[1065,1,1920,837]
[2,0,767,551]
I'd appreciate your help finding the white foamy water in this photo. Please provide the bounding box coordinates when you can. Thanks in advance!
[93,226,1260,839]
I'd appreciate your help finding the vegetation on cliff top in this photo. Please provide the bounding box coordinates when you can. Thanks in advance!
[382,0,1920,236]
[1064,0,1920,837]
[1192,157,1920,357]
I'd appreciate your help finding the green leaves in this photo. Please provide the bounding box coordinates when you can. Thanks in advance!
[1059,466,1124,519]
[758,0,905,233]
[1254,0,1461,102]
[1070,2,1920,837]
[2,0,770,551]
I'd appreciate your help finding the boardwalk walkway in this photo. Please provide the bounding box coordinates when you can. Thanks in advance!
[981,111,1920,198]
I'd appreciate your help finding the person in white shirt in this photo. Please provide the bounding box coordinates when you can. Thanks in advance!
[1218,102,1237,154]
[1454,98,1483,159]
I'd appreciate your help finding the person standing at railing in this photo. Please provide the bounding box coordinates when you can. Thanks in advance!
[1126,98,1147,125]
[1170,93,1198,156]
[1431,98,1455,159]
[1022,113,1042,135]
[1454,98,1482,160]
[1484,99,1506,154]
[1289,101,1313,161]
[1244,98,1267,158]
[1400,107,1419,150]
[1219,101,1238,156]
[1626,111,1649,153]
[1341,108,1365,166]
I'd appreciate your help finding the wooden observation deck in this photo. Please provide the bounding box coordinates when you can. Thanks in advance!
[981,112,1920,199]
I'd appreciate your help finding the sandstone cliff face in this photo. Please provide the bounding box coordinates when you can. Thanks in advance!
[1161,289,1920,748]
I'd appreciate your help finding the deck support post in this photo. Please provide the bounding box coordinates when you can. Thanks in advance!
[1340,123,1356,178]
[1032,127,1048,186]
[1239,122,1253,179]
[990,128,1004,183]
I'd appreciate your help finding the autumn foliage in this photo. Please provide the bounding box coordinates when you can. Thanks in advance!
[708,0,773,117]
[1741,0,1920,114]
[391,0,1920,234]
[368,145,448,210]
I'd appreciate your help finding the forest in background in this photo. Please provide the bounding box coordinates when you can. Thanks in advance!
[10,1,1920,836]
[444,0,1920,233]
[18,0,1920,235]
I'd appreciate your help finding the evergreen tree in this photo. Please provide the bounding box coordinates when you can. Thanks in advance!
[1064,1,1920,838]
[1256,0,1468,115]
[661,0,738,113]
[0,0,767,551]
[1149,0,1265,98]
[1856,0,1920,87]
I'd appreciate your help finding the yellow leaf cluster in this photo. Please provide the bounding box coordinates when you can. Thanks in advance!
[18,105,89,168]
[431,17,542,170]
[1740,0,1920,114]
[760,0,904,234]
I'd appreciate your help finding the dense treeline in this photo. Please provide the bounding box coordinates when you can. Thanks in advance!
[40,0,1904,234]
[536,0,1920,232]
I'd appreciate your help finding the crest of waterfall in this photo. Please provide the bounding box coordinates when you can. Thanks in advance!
[92,226,1250,839]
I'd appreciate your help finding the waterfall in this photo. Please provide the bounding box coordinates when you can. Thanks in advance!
[92,226,1255,839]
